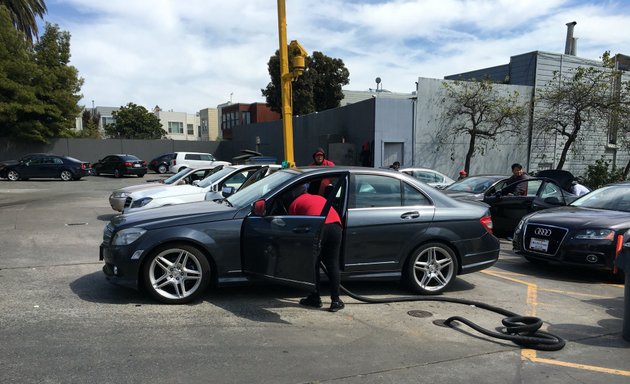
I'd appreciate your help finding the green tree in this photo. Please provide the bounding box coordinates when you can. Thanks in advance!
[32,23,83,138]
[535,52,630,170]
[261,49,349,116]
[0,10,83,143]
[105,102,166,139]
[439,79,528,174]
[78,108,101,138]
[0,0,47,43]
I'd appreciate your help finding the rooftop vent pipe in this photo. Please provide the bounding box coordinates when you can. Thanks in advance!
[565,21,577,55]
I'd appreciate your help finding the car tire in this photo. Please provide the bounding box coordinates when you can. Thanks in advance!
[7,170,20,181]
[142,243,211,304]
[138,173,145,178]
[523,256,548,265]
[60,170,73,181]
[113,169,122,178]
[94,168,100,176]
[157,164,168,174]
[405,242,458,295]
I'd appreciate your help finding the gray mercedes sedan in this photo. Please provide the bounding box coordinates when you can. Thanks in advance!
[100,167,500,304]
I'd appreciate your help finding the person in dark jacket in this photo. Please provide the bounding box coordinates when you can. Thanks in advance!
[503,163,528,196]
[288,184,344,312]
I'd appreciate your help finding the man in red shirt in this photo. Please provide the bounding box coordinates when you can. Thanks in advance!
[310,148,335,166]
[288,184,344,312]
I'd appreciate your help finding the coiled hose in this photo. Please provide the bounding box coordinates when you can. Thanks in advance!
[337,281,566,351]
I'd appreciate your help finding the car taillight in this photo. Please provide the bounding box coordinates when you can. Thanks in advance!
[124,162,133,167]
[480,215,493,234]
[172,160,176,165]
[151,161,157,165]
[81,163,87,169]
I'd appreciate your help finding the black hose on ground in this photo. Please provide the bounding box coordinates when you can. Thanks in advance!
[337,282,566,351]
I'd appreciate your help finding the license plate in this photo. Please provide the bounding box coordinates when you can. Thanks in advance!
[133,163,141,168]
[529,237,549,252]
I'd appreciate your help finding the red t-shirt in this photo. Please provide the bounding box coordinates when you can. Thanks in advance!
[288,193,341,225]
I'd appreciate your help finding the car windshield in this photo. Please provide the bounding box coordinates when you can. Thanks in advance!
[226,169,296,208]
[196,166,241,188]
[445,176,501,193]
[163,167,193,184]
[570,185,630,212]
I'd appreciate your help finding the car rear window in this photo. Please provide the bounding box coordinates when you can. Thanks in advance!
[121,155,140,161]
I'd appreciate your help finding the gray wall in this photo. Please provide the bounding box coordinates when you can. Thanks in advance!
[0,138,223,165]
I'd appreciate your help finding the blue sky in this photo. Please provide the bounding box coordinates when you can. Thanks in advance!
[39,0,630,113]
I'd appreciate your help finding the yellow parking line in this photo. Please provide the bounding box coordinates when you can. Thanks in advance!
[482,270,630,376]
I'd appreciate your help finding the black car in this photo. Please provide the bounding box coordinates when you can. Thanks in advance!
[99,167,500,304]
[0,153,91,181]
[513,182,630,278]
[147,153,174,174]
[443,173,578,237]
[92,154,147,178]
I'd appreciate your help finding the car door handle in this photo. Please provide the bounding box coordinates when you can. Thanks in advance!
[401,211,420,219]
[292,226,311,233]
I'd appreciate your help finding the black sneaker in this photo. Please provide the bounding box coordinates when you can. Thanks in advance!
[329,300,345,312]
[299,294,322,308]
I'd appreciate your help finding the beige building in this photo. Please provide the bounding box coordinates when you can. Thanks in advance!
[154,109,201,141]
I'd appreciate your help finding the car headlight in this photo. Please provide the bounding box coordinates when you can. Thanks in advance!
[112,191,129,198]
[112,228,146,245]
[515,218,525,234]
[574,229,614,240]
[131,197,153,208]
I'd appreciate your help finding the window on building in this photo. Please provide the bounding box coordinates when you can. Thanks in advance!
[168,121,183,134]
[187,124,194,135]
[242,111,251,125]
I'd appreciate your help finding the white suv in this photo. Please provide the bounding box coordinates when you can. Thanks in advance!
[168,152,231,173]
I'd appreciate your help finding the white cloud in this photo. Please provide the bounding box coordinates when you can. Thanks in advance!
[42,0,630,113]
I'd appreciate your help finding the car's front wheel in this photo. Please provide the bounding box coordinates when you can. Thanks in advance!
[113,169,122,178]
[405,242,458,295]
[142,243,211,304]
[60,170,73,181]
[157,164,168,174]
[7,170,20,181]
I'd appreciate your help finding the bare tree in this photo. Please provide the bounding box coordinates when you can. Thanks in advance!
[439,79,528,174]
[535,53,630,170]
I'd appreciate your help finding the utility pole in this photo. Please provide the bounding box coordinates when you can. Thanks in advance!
[277,0,307,167]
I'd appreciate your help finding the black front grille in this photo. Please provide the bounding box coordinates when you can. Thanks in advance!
[523,223,568,256]
[124,196,132,209]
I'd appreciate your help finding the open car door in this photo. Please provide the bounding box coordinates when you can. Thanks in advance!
[240,174,347,290]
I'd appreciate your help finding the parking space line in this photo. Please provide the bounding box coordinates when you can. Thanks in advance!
[481,270,630,377]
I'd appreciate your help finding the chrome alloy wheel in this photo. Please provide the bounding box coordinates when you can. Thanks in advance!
[7,170,20,181]
[407,243,458,294]
[145,246,209,303]
[60,170,73,181]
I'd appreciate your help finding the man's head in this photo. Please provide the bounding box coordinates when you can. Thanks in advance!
[511,163,523,176]
[459,169,467,177]
[392,161,400,170]
[312,148,326,165]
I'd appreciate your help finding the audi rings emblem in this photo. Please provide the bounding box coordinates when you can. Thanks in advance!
[534,228,552,237]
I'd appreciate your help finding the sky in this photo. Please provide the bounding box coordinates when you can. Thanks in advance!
[38,0,630,113]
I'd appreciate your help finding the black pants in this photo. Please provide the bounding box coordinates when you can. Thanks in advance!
[315,223,342,299]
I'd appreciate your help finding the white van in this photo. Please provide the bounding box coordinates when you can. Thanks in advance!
[169,152,231,173]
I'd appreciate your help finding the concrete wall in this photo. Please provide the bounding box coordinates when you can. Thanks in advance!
[414,77,532,179]
[0,138,223,165]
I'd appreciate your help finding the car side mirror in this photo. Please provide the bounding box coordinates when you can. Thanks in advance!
[252,199,266,216]
[192,180,200,186]
[222,186,235,197]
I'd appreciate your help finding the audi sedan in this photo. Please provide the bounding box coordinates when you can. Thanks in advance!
[0,153,91,181]
[99,166,500,304]
[513,182,630,278]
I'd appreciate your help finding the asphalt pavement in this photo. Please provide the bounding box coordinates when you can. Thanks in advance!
[0,174,628,383]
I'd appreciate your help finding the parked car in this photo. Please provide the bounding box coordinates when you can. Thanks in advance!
[99,166,500,304]
[169,151,231,173]
[443,173,578,237]
[513,182,630,278]
[123,164,278,213]
[147,153,174,174]
[400,167,455,189]
[0,153,91,181]
[108,166,223,212]
[92,154,147,178]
